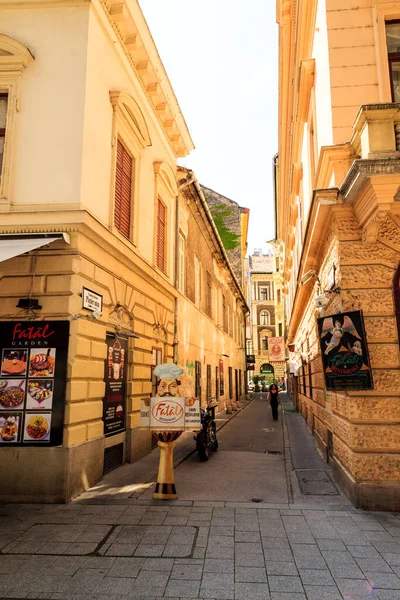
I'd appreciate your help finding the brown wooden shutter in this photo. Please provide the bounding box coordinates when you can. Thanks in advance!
[156,198,166,271]
[114,139,132,239]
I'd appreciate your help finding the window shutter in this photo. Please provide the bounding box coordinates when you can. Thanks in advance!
[114,139,132,239]
[157,199,166,271]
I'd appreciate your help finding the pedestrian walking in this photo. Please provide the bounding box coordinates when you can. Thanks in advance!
[267,383,280,421]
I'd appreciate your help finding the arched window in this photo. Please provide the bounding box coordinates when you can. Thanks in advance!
[260,310,270,325]
[262,336,269,350]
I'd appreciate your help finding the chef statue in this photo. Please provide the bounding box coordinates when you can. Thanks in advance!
[152,362,185,500]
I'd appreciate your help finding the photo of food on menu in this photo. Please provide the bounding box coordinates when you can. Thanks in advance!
[0,379,26,410]
[0,412,22,443]
[1,349,28,377]
[23,413,52,442]
[29,348,56,378]
[26,380,54,410]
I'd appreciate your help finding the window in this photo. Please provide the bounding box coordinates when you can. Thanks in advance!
[262,336,269,350]
[386,20,400,101]
[260,310,270,325]
[228,366,233,399]
[260,287,270,301]
[206,364,212,402]
[156,198,166,271]
[222,294,227,331]
[194,256,201,307]
[0,94,8,177]
[277,289,281,304]
[206,271,212,317]
[227,304,231,335]
[278,323,283,337]
[195,360,202,401]
[114,139,133,239]
[178,232,185,293]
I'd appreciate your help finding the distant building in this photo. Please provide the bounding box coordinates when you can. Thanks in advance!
[244,246,285,384]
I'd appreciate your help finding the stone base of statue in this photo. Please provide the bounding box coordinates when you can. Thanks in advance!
[152,432,182,500]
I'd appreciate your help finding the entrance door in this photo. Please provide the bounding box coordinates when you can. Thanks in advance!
[235,369,239,402]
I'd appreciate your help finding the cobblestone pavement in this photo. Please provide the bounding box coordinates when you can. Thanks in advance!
[1,395,400,600]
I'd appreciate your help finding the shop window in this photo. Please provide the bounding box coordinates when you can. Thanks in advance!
[114,138,133,239]
[156,198,166,272]
[385,20,400,101]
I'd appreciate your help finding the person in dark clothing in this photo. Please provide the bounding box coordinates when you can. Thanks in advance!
[268,384,280,421]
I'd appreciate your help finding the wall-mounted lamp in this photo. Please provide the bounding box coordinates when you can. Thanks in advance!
[16,298,42,310]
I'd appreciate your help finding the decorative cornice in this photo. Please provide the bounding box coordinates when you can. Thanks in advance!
[340,158,400,204]
[97,0,194,159]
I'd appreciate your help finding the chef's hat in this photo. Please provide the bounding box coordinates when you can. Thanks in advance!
[153,363,184,379]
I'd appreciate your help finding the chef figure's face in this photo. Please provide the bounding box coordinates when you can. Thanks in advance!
[157,377,179,397]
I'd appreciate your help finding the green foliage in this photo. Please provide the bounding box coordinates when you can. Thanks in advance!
[252,375,260,385]
[208,203,241,251]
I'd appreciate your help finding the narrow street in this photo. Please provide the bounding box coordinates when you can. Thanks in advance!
[2,395,400,600]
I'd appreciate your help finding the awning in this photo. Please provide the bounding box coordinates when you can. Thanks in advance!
[0,233,70,263]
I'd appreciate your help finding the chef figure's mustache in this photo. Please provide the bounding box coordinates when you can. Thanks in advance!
[158,392,176,397]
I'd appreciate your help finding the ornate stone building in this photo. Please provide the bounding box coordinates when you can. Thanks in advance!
[244,249,285,384]
[277,0,400,510]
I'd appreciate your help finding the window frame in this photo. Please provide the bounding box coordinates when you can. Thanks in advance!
[114,137,134,240]
[260,310,270,326]
[206,271,212,317]
[374,8,400,102]
[0,35,34,205]
[194,255,201,308]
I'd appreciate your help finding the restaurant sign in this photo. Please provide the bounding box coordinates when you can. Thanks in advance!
[317,310,373,391]
[103,334,127,436]
[140,397,200,431]
[0,320,69,447]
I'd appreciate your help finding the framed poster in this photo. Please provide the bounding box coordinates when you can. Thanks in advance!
[0,321,69,447]
[103,334,127,436]
[317,310,373,391]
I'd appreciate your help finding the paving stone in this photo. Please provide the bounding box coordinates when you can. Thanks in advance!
[234,567,267,583]
[268,575,304,593]
[95,577,136,595]
[298,568,335,586]
[263,548,293,562]
[206,547,234,559]
[376,591,400,600]
[365,572,400,589]
[287,533,316,544]
[303,585,342,600]
[170,563,203,580]
[373,541,400,553]
[165,580,201,598]
[291,544,322,558]
[235,554,265,568]
[209,526,234,536]
[329,563,365,579]
[355,557,394,573]
[321,550,356,565]
[105,557,145,577]
[294,555,327,569]
[234,531,261,543]
[265,561,298,576]
[204,559,234,573]
[347,544,380,558]
[81,556,115,569]
[63,542,98,555]
[234,582,270,599]
[141,557,173,571]
[135,570,170,587]
[134,544,165,557]
[382,553,400,566]
[316,539,347,551]
[163,544,193,557]
[234,542,263,555]
[208,536,235,548]
[336,577,376,599]
[105,543,137,556]
[270,594,306,600]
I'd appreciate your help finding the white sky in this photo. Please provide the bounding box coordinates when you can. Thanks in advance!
[139,0,278,255]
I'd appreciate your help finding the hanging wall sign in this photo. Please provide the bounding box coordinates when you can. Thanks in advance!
[82,287,103,314]
[0,320,69,447]
[103,334,127,436]
[268,337,285,362]
[317,310,373,391]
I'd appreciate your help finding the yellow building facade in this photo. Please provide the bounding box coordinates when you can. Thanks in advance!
[278,0,400,510]
[0,0,247,503]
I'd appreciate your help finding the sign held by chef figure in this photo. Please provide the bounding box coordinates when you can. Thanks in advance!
[140,363,201,500]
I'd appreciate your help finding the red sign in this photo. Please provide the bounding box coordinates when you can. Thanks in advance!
[247,365,255,370]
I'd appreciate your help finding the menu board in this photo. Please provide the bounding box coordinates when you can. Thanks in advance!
[103,334,127,437]
[0,321,69,447]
